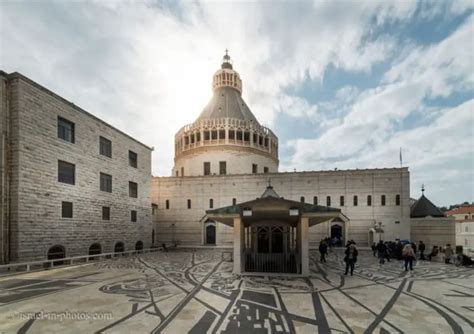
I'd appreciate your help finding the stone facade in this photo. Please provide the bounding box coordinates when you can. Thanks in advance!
[0,71,153,263]
[411,217,456,250]
[152,168,410,248]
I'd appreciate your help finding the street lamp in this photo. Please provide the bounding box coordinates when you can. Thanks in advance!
[375,222,384,242]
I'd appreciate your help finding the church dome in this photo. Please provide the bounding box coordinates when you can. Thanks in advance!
[172,51,279,177]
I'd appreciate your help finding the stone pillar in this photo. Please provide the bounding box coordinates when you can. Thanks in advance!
[233,217,244,274]
[300,217,309,276]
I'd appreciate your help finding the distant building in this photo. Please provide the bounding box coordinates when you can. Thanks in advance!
[446,205,474,255]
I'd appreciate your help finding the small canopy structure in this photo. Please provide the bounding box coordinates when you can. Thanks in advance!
[206,184,348,275]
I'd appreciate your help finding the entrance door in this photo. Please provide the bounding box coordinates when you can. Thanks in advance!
[331,224,343,247]
[206,225,216,245]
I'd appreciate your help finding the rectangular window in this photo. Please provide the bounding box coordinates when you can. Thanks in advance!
[100,173,112,192]
[131,210,137,222]
[381,195,386,206]
[181,167,184,177]
[204,131,210,140]
[300,196,305,203]
[99,136,112,158]
[211,130,218,140]
[229,130,235,140]
[129,150,138,168]
[152,204,158,215]
[396,194,401,206]
[61,201,73,218]
[219,129,225,139]
[58,160,75,185]
[236,131,243,141]
[340,196,344,206]
[244,132,250,142]
[326,196,331,206]
[204,162,211,175]
[187,199,191,209]
[313,196,318,205]
[102,206,110,220]
[219,161,227,175]
[209,198,214,209]
[367,195,372,206]
[252,164,258,174]
[232,198,236,205]
[353,195,358,206]
[263,167,269,173]
[129,182,138,198]
[58,116,75,143]
[166,200,170,209]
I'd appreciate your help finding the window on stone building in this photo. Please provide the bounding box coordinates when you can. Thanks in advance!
[465,215,469,220]
[353,195,358,206]
[209,199,214,208]
[252,164,258,174]
[264,167,269,173]
[313,196,318,205]
[244,132,250,142]
[211,130,218,140]
[237,131,243,141]
[61,201,73,218]
[166,200,170,209]
[253,133,258,143]
[58,116,75,143]
[367,195,372,206]
[233,198,236,205]
[396,194,401,206]
[152,204,158,215]
[395,221,400,224]
[102,206,110,220]
[229,130,235,140]
[99,136,112,158]
[131,210,137,222]
[129,182,138,198]
[204,131,210,140]
[187,199,191,209]
[190,134,195,144]
[326,196,331,206]
[100,173,112,192]
[340,196,344,206]
[264,138,269,147]
[196,132,201,142]
[300,196,305,203]
[219,130,225,139]
[219,161,227,175]
[129,151,138,168]
[259,136,263,145]
[58,160,75,185]
[204,162,211,175]
[381,195,386,206]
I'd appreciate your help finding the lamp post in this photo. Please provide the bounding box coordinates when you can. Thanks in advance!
[375,222,384,242]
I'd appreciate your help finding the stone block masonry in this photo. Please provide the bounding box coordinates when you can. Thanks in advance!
[0,71,153,263]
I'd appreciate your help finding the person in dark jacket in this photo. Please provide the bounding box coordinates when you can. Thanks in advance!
[319,240,328,263]
[418,241,426,260]
[371,242,377,257]
[376,240,387,264]
[344,241,358,276]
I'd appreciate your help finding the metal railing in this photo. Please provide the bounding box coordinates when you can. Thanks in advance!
[0,247,162,275]
[244,250,298,273]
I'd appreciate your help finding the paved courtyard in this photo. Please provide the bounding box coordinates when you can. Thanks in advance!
[0,249,472,334]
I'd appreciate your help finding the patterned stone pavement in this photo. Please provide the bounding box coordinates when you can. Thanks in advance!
[0,249,472,333]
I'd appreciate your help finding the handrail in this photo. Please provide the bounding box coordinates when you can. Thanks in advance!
[0,247,162,274]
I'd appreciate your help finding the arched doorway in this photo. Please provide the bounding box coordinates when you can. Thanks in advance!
[89,243,102,257]
[135,240,144,252]
[330,219,345,247]
[114,242,125,254]
[47,245,66,265]
[204,220,216,245]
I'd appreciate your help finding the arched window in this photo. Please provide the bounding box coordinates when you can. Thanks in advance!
[326,196,331,206]
[48,245,66,260]
[88,243,101,256]
[313,196,318,205]
[353,195,358,206]
[135,241,144,251]
[300,196,305,203]
[381,195,386,206]
[396,194,400,206]
[209,198,214,209]
[367,195,372,206]
[232,198,236,205]
[340,196,344,206]
[114,242,125,253]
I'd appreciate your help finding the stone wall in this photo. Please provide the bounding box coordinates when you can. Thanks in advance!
[411,217,456,250]
[2,72,153,263]
[153,168,410,248]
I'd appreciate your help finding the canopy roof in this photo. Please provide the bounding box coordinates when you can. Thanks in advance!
[410,194,445,218]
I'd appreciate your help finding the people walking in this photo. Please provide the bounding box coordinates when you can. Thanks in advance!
[403,244,415,271]
[344,241,358,276]
[444,244,454,264]
[319,240,328,263]
[419,241,426,260]
[371,242,377,257]
[376,240,387,264]
[428,246,439,261]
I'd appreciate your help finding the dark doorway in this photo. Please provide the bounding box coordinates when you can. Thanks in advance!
[331,224,343,247]
[47,245,66,265]
[206,225,216,245]
[114,242,125,254]
[88,243,101,259]
[135,240,144,252]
